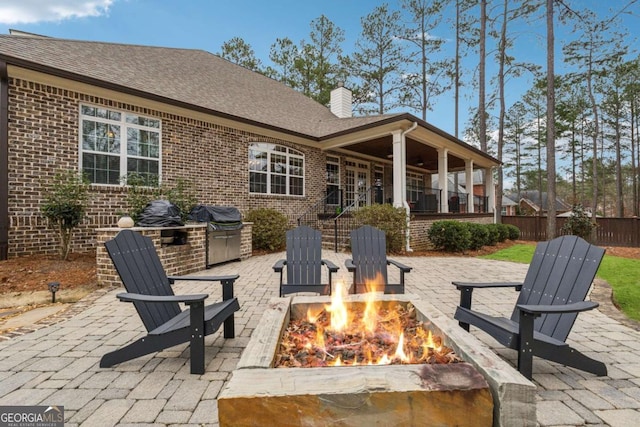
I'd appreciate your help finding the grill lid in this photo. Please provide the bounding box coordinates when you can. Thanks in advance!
[189,205,243,230]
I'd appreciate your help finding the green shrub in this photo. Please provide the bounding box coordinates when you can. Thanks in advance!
[485,223,501,246]
[163,178,198,223]
[427,220,471,252]
[245,208,289,251]
[505,224,520,240]
[495,223,510,242]
[123,174,197,223]
[42,170,90,260]
[353,204,407,253]
[122,173,161,223]
[466,222,489,250]
[561,204,596,240]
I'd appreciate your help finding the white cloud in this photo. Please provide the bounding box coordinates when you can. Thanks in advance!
[0,0,114,24]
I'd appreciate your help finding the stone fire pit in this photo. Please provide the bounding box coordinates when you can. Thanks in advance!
[218,294,536,427]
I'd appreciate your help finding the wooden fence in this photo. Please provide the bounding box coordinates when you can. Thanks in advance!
[501,216,640,247]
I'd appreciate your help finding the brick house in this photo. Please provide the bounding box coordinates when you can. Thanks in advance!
[0,33,499,258]
[516,191,571,216]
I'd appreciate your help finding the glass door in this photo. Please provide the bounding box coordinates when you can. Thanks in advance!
[345,160,370,209]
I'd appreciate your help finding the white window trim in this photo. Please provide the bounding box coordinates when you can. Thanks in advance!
[78,104,162,186]
[249,143,305,196]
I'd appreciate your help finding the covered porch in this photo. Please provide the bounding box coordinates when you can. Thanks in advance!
[316,114,501,218]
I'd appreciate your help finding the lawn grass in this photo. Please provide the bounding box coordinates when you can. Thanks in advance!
[481,244,640,322]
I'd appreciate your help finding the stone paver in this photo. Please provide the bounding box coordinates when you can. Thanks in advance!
[0,251,639,426]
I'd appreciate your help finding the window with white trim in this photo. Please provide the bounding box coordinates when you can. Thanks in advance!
[326,156,340,205]
[406,172,423,202]
[249,143,304,195]
[80,105,161,185]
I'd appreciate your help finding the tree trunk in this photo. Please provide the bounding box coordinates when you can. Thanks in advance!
[632,99,638,216]
[455,0,461,138]
[587,43,599,218]
[546,0,557,238]
[479,0,487,153]
[615,101,624,217]
[495,0,508,224]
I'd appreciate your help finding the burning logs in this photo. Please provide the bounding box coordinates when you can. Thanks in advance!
[276,301,462,368]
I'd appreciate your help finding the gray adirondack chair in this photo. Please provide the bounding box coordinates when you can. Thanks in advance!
[453,234,607,379]
[346,225,411,294]
[100,229,240,374]
[273,225,339,297]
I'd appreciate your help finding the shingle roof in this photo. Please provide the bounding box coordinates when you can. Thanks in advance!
[0,35,399,139]
[513,191,572,211]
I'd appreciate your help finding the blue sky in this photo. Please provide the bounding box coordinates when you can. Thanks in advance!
[0,0,637,138]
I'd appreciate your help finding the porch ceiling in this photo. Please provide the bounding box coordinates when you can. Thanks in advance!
[344,136,466,172]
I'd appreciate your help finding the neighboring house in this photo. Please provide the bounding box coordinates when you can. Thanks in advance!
[0,33,500,258]
[501,195,518,216]
[514,191,572,216]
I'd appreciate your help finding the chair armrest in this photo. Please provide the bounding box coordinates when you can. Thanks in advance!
[345,259,355,272]
[322,259,339,273]
[387,259,412,272]
[452,281,523,291]
[167,274,239,283]
[517,301,599,315]
[454,281,523,327]
[116,292,208,304]
[273,259,286,272]
[168,274,237,301]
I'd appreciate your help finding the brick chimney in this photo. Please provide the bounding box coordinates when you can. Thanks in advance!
[330,83,352,118]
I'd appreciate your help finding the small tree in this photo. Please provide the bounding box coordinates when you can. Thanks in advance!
[561,204,596,240]
[42,170,90,260]
[163,178,198,223]
[122,174,196,224]
[122,173,161,223]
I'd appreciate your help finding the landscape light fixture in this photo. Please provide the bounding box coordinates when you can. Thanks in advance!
[48,281,60,303]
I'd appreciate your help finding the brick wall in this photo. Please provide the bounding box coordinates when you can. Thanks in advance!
[96,225,207,287]
[6,77,327,257]
[96,225,252,287]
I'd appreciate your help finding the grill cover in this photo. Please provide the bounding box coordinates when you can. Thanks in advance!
[137,200,183,227]
[189,205,243,230]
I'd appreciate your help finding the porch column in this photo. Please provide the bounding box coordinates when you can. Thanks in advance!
[392,130,404,208]
[438,148,449,213]
[486,167,495,214]
[465,160,474,213]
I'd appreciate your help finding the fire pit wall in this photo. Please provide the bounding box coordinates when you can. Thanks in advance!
[219,294,536,427]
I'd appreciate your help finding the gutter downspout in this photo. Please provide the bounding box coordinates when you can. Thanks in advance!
[0,61,8,260]
[401,122,418,252]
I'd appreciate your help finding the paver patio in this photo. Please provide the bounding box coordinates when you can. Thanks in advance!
[1,251,639,426]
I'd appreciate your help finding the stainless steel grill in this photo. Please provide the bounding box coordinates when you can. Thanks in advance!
[189,205,243,267]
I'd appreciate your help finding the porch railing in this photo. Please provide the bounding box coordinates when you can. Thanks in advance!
[331,186,373,252]
[297,189,343,229]
[297,184,491,252]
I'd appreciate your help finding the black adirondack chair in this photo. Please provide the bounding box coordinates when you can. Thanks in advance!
[100,229,240,374]
[453,234,607,379]
[345,225,412,294]
[273,225,339,297]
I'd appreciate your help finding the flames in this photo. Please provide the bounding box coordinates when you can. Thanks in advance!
[277,276,460,368]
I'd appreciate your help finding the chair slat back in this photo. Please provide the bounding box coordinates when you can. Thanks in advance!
[511,235,605,342]
[286,226,323,285]
[350,225,389,289]
[105,230,182,332]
